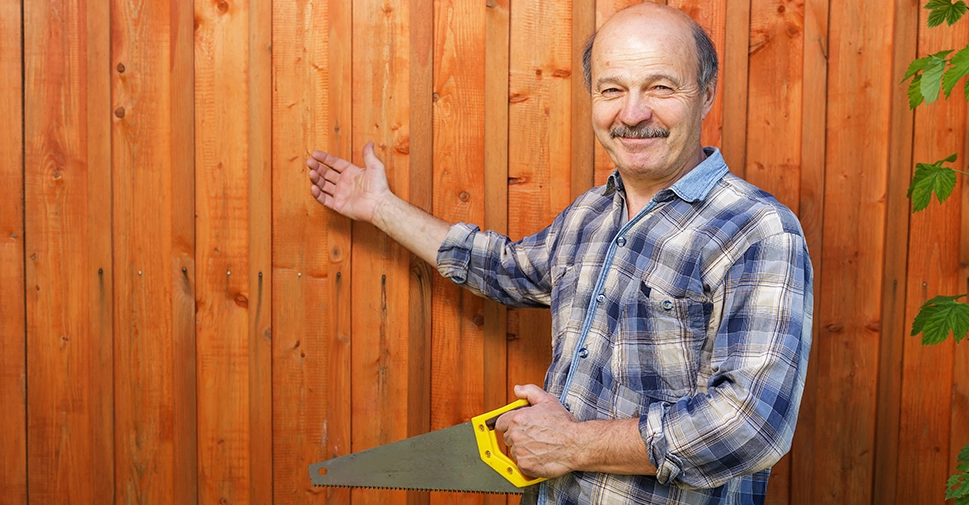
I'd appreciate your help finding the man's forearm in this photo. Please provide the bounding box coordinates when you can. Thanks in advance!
[372,193,452,267]
[571,418,658,476]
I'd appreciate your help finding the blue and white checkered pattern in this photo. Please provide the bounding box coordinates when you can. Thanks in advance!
[437,148,813,505]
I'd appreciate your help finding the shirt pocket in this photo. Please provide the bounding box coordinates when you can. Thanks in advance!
[617,282,711,404]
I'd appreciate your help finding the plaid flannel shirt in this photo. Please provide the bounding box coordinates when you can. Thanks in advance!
[437,148,813,505]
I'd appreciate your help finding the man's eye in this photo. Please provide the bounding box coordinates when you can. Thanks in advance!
[601,88,621,95]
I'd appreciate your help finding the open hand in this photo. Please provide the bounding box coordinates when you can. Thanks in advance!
[307,142,391,223]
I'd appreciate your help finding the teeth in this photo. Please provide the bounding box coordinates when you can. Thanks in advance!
[311,484,513,494]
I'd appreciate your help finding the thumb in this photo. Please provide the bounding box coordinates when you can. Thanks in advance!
[514,384,554,406]
[361,142,385,171]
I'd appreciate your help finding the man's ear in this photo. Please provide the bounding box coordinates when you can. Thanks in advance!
[700,82,717,120]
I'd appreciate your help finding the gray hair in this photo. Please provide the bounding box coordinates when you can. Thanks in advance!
[582,22,719,93]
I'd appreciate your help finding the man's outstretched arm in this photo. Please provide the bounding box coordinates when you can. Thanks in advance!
[307,142,450,266]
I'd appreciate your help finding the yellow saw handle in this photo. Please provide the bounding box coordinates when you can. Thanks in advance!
[471,399,550,488]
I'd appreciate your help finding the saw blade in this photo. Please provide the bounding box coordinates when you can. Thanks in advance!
[309,421,524,494]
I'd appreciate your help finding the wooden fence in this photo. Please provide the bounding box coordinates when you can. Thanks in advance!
[1,0,967,503]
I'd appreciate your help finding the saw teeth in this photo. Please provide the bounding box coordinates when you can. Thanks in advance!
[311,484,514,494]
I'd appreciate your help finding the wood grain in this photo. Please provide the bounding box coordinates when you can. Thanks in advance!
[814,0,894,502]
[572,0,596,197]
[408,2,435,504]
[505,0,572,398]
[721,0,751,178]
[0,0,26,502]
[194,0,252,502]
[483,2,512,502]
[170,0,197,502]
[111,0,177,501]
[248,0,273,503]
[24,0,114,502]
[269,1,351,503]
[350,1,417,503]
[869,0,916,504]
[790,0,827,502]
[428,0,487,503]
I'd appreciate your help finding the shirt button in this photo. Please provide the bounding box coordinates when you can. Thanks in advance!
[616,236,626,247]
[578,347,589,358]
[564,403,571,412]
[596,293,606,304]
[661,299,674,311]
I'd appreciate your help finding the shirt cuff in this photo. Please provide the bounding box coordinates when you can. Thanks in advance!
[436,222,480,284]
[641,400,682,485]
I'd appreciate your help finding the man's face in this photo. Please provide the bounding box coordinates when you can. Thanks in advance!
[590,13,714,187]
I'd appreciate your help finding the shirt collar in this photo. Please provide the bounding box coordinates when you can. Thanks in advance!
[603,147,729,203]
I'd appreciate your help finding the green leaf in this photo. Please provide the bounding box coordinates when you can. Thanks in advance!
[949,472,969,499]
[907,154,959,211]
[926,0,969,27]
[911,294,969,344]
[922,54,949,103]
[909,74,925,109]
[945,45,969,97]
[948,475,969,500]
[905,50,953,81]
[959,443,969,472]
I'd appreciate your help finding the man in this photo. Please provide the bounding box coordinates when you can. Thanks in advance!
[306,3,813,504]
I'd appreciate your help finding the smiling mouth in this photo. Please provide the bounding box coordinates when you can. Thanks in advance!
[610,124,670,139]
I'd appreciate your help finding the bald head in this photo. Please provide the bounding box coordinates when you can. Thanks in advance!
[581,3,718,93]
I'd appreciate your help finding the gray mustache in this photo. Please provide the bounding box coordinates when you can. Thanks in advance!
[610,124,670,139]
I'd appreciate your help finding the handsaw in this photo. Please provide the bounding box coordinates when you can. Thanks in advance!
[309,399,549,494]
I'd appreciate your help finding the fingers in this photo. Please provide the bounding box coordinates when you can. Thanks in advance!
[513,384,554,406]
[307,150,352,174]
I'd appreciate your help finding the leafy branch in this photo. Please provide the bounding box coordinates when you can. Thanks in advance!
[904,2,969,503]
[906,154,969,211]
[947,444,969,505]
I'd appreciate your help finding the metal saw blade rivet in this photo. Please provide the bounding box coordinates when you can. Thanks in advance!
[478,424,485,431]
[485,450,491,458]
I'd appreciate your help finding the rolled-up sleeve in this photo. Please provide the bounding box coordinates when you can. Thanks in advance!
[436,222,556,308]
[641,232,813,489]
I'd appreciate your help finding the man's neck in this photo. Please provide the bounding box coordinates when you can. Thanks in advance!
[621,148,708,219]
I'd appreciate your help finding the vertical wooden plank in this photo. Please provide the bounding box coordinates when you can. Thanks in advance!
[248,0,272,503]
[721,0,750,178]
[572,0,595,197]
[956,108,969,505]
[0,0,26,502]
[351,1,416,503]
[88,0,116,500]
[270,1,330,503]
[483,2,512,502]
[24,0,114,502]
[743,2,804,502]
[896,10,968,504]
[194,0,251,502]
[171,0,198,503]
[111,0,179,502]
[814,0,894,503]
[790,0,827,502]
[271,1,353,504]
[869,0,916,504]
[429,0,485,504]
[408,1,435,504]
[506,0,571,419]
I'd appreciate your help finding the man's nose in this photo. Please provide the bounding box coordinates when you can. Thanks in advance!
[618,94,653,126]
